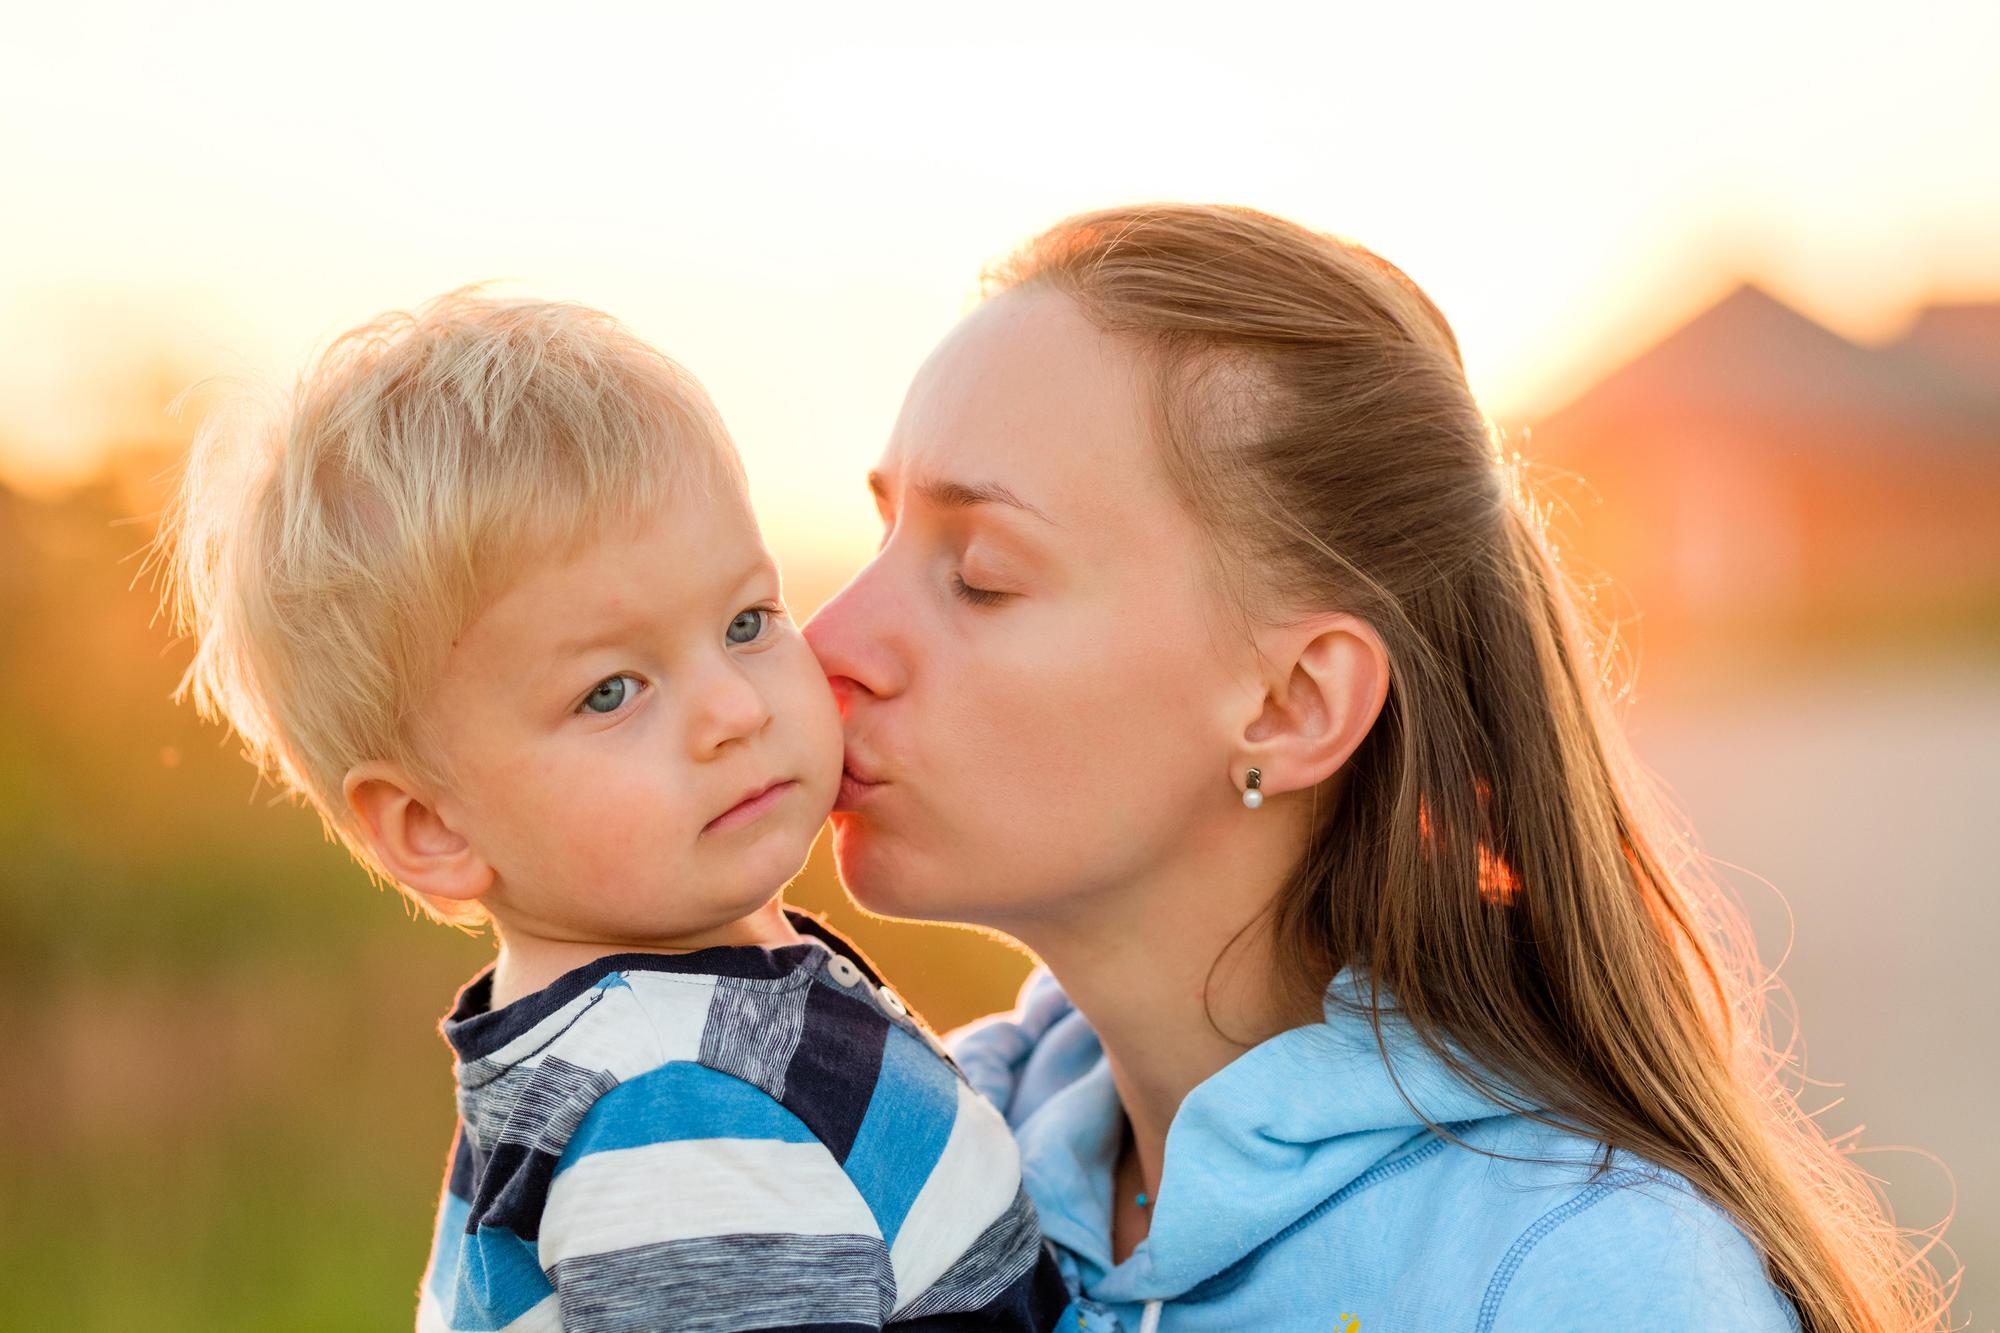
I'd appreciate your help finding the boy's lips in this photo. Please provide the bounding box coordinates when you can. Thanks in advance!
[704,779,797,833]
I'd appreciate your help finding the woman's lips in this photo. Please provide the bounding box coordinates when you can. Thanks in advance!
[835,763,884,812]
[704,780,797,833]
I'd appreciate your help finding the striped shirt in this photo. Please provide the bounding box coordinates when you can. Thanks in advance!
[416,909,1071,1332]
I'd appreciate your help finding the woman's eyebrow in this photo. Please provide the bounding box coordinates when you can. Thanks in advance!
[867,469,1056,525]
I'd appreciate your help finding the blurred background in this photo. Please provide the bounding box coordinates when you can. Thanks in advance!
[2,3,1993,1328]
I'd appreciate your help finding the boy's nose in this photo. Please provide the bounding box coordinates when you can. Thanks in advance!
[692,665,772,755]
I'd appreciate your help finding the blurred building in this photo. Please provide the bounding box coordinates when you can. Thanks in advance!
[1524,285,2000,651]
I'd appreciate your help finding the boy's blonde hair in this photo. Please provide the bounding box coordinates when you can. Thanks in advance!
[153,290,742,924]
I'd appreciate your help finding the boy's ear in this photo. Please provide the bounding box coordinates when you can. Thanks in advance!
[1237,612,1391,801]
[342,762,494,903]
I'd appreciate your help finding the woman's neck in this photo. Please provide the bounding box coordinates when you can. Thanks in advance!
[1002,812,1328,1202]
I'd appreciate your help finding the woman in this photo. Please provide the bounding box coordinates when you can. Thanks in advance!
[802,205,1946,1332]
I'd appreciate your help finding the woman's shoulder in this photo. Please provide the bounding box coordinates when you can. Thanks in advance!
[1406,1123,1802,1332]
[948,969,1800,1331]
[946,967,1096,1126]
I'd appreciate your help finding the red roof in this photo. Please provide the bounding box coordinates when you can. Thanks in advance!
[1535,283,2000,451]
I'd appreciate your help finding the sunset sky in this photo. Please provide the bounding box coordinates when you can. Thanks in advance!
[4,1,1996,563]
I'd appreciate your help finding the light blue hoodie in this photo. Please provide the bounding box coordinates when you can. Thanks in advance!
[949,967,1802,1333]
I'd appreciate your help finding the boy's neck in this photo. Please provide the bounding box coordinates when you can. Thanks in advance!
[485,896,804,1011]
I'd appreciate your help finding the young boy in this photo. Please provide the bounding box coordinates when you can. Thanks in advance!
[157,292,1071,1331]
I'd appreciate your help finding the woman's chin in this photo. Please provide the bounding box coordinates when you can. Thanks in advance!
[837,862,928,922]
[831,827,945,923]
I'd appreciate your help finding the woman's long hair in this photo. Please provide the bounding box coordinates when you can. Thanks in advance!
[991,204,1952,1333]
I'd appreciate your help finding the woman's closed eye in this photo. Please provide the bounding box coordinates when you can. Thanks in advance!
[578,673,646,716]
[952,573,1010,607]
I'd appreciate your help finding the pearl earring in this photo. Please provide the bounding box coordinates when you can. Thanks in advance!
[1242,767,1264,809]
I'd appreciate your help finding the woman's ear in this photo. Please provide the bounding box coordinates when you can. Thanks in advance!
[342,762,494,903]
[1238,613,1391,799]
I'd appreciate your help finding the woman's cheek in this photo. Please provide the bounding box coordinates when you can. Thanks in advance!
[970,660,1115,819]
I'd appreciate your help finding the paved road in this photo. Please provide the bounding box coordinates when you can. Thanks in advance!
[1632,659,1996,1329]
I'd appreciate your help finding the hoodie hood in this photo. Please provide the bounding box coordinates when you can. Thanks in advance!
[951,966,1520,1306]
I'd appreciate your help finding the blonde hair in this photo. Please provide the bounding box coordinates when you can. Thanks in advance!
[152,289,741,924]
[991,205,1954,1333]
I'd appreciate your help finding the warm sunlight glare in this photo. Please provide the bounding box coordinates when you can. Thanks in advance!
[3,2,1996,577]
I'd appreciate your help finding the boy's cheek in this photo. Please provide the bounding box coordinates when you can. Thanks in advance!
[767,648,844,750]
[802,681,848,778]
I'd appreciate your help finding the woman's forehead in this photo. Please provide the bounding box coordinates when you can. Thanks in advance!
[881,286,1162,523]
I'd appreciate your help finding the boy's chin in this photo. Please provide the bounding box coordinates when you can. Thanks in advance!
[721,820,825,899]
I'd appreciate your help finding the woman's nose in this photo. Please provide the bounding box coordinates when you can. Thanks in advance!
[803,557,907,709]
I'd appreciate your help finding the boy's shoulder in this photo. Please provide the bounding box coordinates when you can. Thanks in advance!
[443,908,970,1169]
[429,910,1063,1329]
[580,915,977,1165]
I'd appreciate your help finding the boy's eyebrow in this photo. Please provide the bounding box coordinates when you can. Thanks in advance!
[544,613,653,663]
[543,557,778,665]
[868,470,1055,525]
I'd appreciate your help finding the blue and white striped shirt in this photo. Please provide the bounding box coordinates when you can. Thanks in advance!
[417,909,1070,1331]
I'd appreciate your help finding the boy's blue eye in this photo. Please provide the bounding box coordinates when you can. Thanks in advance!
[727,608,769,645]
[580,674,640,715]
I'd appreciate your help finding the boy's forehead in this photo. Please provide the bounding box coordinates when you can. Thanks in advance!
[454,489,772,668]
